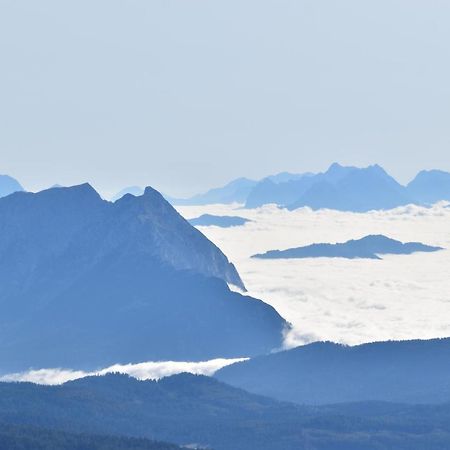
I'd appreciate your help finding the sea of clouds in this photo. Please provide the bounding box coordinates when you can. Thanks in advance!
[177,202,450,348]
[4,202,449,385]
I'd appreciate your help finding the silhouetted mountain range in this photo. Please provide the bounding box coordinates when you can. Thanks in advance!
[189,214,251,228]
[0,185,286,372]
[0,174,23,198]
[161,164,450,211]
[252,235,443,260]
[1,372,450,449]
[169,178,258,205]
[215,338,450,405]
[406,170,450,204]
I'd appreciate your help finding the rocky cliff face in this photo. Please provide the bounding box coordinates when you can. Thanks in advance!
[0,184,285,372]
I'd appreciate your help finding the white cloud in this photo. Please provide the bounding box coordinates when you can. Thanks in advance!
[177,202,450,348]
[0,358,247,385]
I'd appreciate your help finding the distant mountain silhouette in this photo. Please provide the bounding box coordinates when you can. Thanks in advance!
[407,169,450,204]
[0,174,24,198]
[169,178,257,205]
[113,165,450,211]
[189,214,251,228]
[0,185,286,372]
[215,338,450,405]
[111,186,145,202]
[286,164,413,211]
[2,372,450,449]
[253,235,443,260]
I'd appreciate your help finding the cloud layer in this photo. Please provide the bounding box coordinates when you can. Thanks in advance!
[177,202,450,348]
[0,358,246,385]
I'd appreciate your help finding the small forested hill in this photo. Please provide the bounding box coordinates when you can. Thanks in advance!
[0,423,180,450]
[189,214,251,228]
[1,373,450,450]
[215,338,450,405]
[253,235,443,260]
[0,185,286,372]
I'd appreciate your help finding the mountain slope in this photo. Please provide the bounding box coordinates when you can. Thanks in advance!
[0,174,24,198]
[215,338,450,405]
[252,235,443,260]
[1,373,450,450]
[0,185,286,372]
[407,169,450,204]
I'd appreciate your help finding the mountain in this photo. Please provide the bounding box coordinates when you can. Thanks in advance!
[0,174,24,198]
[407,169,450,204]
[0,185,286,372]
[169,178,257,205]
[189,214,251,228]
[244,164,413,211]
[1,373,450,450]
[286,164,413,212]
[0,423,180,450]
[244,174,315,208]
[252,235,443,260]
[215,338,450,405]
[111,186,145,202]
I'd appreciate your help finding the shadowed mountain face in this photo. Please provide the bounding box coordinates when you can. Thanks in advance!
[0,174,24,198]
[407,170,450,204]
[189,214,251,228]
[253,235,443,260]
[2,373,450,450]
[0,185,286,372]
[215,338,450,405]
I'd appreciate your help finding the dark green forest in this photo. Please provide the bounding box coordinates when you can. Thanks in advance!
[0,422,180,450]
[1,373,450,449]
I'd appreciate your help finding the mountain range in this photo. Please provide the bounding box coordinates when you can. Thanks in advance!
[215,338,450,405]
[252,234,443,260]
[1,371,450,450]
[0,184,286,372]
[165,164,450,211]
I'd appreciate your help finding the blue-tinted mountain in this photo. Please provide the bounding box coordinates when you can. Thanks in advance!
[216,338,450,405]
[2,372,450,450]
[253,235,443,260]
[0,174,24,198]
[407,169,450,204]
[286,164,413,212]
[169,177,257,205]
[189,214,251,228]
[0,185,286,372]
[244,174,315,208]
[111,186,145,202]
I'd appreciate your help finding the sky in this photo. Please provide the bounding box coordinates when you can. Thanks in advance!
[1,0,450,197]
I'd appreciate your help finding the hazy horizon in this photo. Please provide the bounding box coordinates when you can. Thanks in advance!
[2,1,450,197]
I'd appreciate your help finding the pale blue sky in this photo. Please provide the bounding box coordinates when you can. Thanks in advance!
[1,0,449,197]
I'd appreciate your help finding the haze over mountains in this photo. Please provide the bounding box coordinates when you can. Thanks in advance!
[168,164,450,211]
[0,184,286,372]
[216,338,450,405]
[253,235,443,260]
